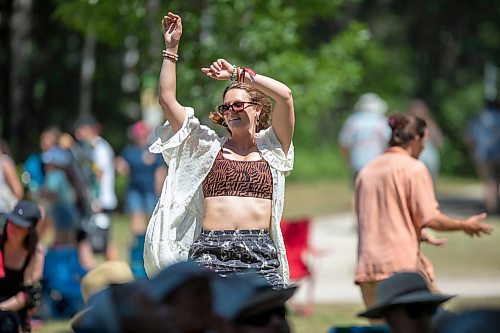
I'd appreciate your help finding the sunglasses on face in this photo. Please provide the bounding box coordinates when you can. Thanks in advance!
[217,101,257,115]
[235,305,287,327]
[404,303,438,319]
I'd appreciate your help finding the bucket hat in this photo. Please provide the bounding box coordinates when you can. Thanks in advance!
[358,272,455,319]
[354,93,388,114]
[1,200,41,228]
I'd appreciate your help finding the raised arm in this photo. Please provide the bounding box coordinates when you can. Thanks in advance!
[426,212,494,237]
[3,156,24,200]
[201,60,295,154]
[158,12,186,133]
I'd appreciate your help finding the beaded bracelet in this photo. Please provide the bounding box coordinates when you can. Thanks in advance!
[162,50,179,62]
[231,64,237,81]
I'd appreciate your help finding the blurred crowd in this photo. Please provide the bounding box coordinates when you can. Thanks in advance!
[0,115,167,331]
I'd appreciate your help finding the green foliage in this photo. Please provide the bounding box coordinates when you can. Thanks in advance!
[53,0,149,44]
[13,0,498,178]
[52,0,368,152]
[289,144,350,181]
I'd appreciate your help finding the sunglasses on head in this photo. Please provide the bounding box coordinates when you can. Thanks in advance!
[235,305,287,327]
[217,101,257,115]
[403,303,438,319]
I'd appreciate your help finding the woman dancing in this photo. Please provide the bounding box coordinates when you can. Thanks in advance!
[144,12,295,288]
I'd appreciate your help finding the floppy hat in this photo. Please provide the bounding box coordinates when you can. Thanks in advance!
[80,260,134,303]
[71,261,134,331]
[1,200,41,228]
[354,93,388,114]
[358,272,455,319]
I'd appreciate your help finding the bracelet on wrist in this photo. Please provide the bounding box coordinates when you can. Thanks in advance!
[231,64,237,81]
[162,50,179,62]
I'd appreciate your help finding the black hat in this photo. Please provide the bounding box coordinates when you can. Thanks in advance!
[2,200,41,228]
[358,272,455,319]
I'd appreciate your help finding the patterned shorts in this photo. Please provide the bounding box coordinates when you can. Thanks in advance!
[188,229,284,289]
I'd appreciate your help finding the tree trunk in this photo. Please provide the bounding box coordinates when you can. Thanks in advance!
[79,32,96,117]
[9,0,32,157]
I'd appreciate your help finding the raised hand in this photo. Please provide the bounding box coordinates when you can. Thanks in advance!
[201,59,233,81]
[462,212,494,237]
[421,229,448,247]
[162,12,182,49]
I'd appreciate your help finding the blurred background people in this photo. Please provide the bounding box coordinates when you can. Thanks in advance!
[338,92,391,184]
[408,99,443,185]
[39,146,80,247]
[0,201,44,333]
[0,139,24,214]
[465,97,500,215]
[22,126,61,200]
[358,272,455,333]
[354,112,494,314]
[74,114,118,259]
[36,146,90,320]
[115,120,167,277]
[58,132,96,271]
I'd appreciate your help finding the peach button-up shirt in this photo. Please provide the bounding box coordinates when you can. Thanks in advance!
[354,146,440,284]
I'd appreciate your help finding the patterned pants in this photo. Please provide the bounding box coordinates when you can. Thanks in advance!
[188,229,284,289]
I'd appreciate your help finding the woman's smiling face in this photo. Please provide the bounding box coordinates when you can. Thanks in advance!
[223,89,259,131]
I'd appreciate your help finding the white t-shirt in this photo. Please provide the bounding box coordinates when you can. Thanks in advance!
[93,137,117,210]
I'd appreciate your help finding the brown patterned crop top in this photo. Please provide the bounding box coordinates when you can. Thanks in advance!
[202,150,273,199]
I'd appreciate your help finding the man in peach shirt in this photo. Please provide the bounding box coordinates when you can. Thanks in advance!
[354,112,494,311]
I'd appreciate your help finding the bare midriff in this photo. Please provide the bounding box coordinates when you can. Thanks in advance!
[202,196,272,230]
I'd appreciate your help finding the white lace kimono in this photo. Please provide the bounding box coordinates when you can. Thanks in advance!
[144,107,294,285]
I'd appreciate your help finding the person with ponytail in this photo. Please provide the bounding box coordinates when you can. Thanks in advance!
[353,112,494,316]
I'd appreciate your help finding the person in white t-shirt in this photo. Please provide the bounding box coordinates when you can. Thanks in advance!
[74,115,118,259]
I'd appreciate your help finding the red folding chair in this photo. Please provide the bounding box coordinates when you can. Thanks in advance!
[281,217,317,315]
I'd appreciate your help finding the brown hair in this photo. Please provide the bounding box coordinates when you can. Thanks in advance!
[209,82,273,133]
[1,221,39,257]
[388,112,427,148]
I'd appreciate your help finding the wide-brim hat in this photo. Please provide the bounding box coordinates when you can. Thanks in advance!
[71,261,134,331]
[80,260,134,303]
[358,272,455,319]
[213,273,297,320]
[1,200,41,228]
[141,261,217,303]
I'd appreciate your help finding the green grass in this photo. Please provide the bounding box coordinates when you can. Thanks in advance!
[35,176,500,333]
